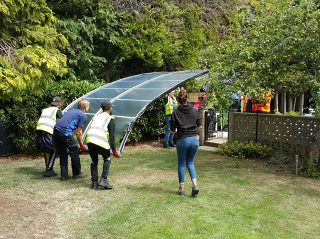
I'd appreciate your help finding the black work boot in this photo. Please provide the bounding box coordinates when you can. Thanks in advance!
[98,177,113,190]
[191,186,199,197]
[43,169,57,177]
[91,181,98,190]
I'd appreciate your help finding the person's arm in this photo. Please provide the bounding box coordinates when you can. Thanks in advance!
[196,110,201,128]
[56,110,63,120]
[108,119,120,157]
[108,119,116,152]
[170,112,177,133]
[76,127,84,146]
[77,113,87,151]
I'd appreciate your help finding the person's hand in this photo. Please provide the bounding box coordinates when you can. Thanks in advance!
[112,151,120,158]
[80,144,87,152]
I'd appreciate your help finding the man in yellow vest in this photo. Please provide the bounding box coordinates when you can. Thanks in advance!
[164,90,178,148]
[36,97,63,177]
[86,101,120,190]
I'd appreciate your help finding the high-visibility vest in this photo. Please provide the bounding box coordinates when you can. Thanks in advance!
[252,95,271,113]
[165,96,177,115]
[86,112,113,150]
[36,107,58,134]
[241,96,248,112]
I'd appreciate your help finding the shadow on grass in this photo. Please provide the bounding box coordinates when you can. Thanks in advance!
[14,166,88,185]
[14,166,93,190]
[15,166,45,180]
[128,183,177,195]
[127,184,202,200]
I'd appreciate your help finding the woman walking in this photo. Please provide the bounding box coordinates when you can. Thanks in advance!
[171,90,201,196]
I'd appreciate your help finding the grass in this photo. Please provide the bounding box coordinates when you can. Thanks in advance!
[0,146,320,239]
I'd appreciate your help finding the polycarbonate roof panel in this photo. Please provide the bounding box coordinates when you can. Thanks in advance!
[86,88,129,98]
[86,98,112,114]
[104,81,146,89]
[63,70,209,155]
[118,89,166,101]
[112,99,149,117]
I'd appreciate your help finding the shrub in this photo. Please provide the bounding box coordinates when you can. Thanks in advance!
[218,141,272,159]
[284,111,301,117]
[0,109,9,122]
[3,77,166,153]
[128,98,165,143]
[299,157,320,178]
[3,79,102,153]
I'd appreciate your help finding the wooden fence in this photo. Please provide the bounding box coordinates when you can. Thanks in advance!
[228,111,320,157]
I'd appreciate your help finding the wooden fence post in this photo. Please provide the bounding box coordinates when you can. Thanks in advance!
[228,109,236,141]
[199,109,205,146]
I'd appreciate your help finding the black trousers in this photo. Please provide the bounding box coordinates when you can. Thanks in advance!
[87,143,111,182]
[36,130,57,171]
[53,130,81,178]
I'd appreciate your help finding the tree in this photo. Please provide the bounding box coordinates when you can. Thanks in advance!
[204,0,320,112]
[0,0,68,101]
[48,0,124,82]
[115,2,208,73]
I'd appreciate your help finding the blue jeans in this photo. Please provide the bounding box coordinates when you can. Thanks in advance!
[164,115,174,146]
[176,136,199,184]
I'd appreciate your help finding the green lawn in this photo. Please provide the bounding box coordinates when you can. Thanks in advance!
[0,147,320,239]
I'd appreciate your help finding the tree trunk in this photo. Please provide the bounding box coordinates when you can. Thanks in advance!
[274,92,279,113]
[287,95,293,112]
[282,92,287,114]
[298,93,304,115]
[293,97,297,111]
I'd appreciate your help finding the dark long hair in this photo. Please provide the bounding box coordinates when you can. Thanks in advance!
[177,90,188,105]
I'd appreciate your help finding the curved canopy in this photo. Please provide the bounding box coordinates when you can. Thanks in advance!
[63,70,209,154]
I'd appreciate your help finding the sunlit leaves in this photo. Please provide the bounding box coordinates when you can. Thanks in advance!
[207,0,320,109]
[0,0,68,101]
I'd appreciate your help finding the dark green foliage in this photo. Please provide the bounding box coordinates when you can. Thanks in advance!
[3,80,102,153]
[268,152,320,178]
[0,0,241,153]
[218,141,273,159]
[47,79,104,106]
[128,98,165,143]
[116,2,208,72]
[300,163,320,178]
[221,141,320,177]
[48,0,123,82]
[6,94,42,153]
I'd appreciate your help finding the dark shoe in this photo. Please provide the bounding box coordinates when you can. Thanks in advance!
[60,176,70,181]
[91,181,98,190]
[72,173,86,179]
[169,144,176,148]
[163,144,170,149]
[98,178,113,189]
[191,186,199,197]
[176,190,185,196]
[43,170,57,177]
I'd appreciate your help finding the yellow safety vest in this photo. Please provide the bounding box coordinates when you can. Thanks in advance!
[165,96,177,115]
[36,107,58,134]
[86,112,113,150]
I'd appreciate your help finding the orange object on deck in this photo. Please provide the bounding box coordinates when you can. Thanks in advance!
[252,94,271,113]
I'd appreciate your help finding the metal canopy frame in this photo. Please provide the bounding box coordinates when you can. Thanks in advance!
[63,70,209,155]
